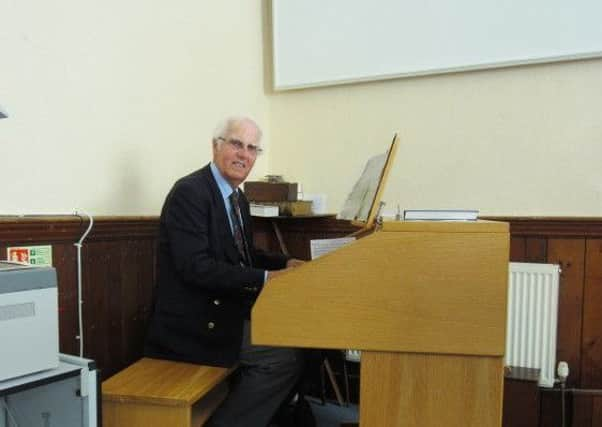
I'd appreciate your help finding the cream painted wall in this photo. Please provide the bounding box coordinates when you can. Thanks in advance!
[268,58,602,216]
[2,2,601,217]
[0,1,270,215]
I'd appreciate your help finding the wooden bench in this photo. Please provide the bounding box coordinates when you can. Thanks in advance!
[102,357,235,427]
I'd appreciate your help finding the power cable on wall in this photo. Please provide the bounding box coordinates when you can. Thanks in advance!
[74,210,93,358]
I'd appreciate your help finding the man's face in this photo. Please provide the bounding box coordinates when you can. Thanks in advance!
[213,120,261,188]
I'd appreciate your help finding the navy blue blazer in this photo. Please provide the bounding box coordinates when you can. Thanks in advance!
[145,164,289,367]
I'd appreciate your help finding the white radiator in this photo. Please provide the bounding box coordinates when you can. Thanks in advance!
[505,262,560,387]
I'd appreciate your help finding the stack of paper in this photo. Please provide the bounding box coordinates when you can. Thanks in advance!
[250,204,279,217]
[403,209,479,221]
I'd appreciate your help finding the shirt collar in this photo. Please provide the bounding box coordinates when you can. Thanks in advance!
[210,162,236,201]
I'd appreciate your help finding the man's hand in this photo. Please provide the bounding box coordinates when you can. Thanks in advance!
[266,269,286,281]
[286,258,305,268]
[266,259,305,281]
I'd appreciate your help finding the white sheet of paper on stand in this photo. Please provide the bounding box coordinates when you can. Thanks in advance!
[309,237,356,260]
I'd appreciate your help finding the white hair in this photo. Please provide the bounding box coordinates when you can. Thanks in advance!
[212,116,263,146]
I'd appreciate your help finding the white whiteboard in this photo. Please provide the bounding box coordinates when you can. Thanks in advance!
[272,0,602,90]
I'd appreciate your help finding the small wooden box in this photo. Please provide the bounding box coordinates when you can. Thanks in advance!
[244,182,298,202]
[277,201,313,216]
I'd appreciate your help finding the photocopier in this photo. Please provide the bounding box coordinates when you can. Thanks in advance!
[0,261,59,381]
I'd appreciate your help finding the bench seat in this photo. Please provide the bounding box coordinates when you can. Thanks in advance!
[103,357,235,427]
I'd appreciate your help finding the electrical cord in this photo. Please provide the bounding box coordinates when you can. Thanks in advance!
[74,210,94,358]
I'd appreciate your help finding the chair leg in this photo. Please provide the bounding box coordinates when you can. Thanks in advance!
[323,358,345,406]
[341,351,351,406]
[319,359,327,405]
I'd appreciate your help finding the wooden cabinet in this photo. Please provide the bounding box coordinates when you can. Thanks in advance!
[253,220,509,426]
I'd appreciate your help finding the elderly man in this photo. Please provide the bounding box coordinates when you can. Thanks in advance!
[145,116,305,427]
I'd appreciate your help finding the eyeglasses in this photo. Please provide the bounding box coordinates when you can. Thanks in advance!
[217,137,264,156]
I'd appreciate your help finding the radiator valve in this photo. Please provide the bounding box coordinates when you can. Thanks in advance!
[557,361,569,383]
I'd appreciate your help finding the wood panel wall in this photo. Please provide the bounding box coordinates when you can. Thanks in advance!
[1,216,601,426]
[487,217,602,427]
[0,217,157,379]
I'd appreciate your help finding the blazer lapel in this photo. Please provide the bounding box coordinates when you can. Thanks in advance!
[218,200,241,265]
[239,192,253,246]
[202,165,242,265]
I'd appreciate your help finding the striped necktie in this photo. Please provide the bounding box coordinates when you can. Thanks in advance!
[229,190,251,266]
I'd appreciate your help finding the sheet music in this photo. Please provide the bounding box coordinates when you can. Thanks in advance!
[337,152,387,222]
[310,237,356,260]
